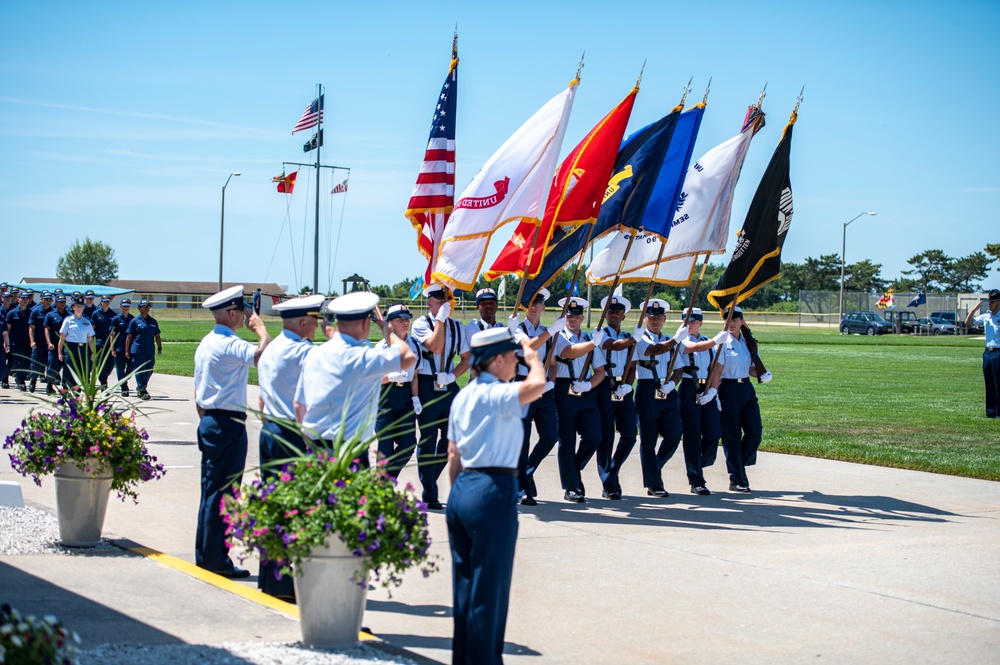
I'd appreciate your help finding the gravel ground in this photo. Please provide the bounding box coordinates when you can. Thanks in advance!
[0,505,130,556]
[78,641,420,664]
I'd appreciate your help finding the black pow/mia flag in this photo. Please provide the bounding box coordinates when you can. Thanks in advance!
[707,118,795,311]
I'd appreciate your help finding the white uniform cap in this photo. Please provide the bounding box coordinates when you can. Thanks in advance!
[475,288,498,303]
[682,307,704,319]
[601,295,632,314]
[530,287,551,304]
[469,327,518,365]
[326,291,379,321]
[558,296,589,314]
[639,298,670,315]
[203,285,246,311]
[273,294,326,319]
[422,282,446,297]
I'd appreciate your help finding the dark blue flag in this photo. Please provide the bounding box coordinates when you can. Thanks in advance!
[907,289,926,308]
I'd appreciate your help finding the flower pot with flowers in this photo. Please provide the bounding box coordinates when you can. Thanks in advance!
[0,603,81,665]
[221,419,438,647]
[2,346,166,547]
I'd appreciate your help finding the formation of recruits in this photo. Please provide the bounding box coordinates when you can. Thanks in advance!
[0,283,162,399]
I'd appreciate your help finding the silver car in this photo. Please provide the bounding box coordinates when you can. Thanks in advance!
[916,316,957,335]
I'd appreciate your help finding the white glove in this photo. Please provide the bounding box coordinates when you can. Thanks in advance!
[614,383,632,398]
[713,330,733,346]
[386,371,408,383]
[759,370,773,384]
[674,325,689,343]
[543,381,555,393]
[659,380,676,394]
[546,317,566,337]
[716,396,722,411]
[633,324,645,338]
[507,314,520,334]
[435,301,452,322]
[571,380,592,394]
[590,329,607,349]
[697,387,718,405]
[435,372,456,386]
[411,396,423,415]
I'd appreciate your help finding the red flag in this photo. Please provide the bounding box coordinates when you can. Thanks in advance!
[274,171,297,194]
[485,87,638,280]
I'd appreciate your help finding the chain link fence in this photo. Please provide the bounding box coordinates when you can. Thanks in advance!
[798,291,975,327]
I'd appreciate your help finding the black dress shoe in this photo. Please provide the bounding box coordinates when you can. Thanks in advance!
[729,483,751,493]
[46,384,55,395]
[425,500,444,510]
[16,384,26,392]
[28,381,36,394]
[214,567,251,579]
[525,474,538,498]
[690,485,711,496]
[519,495,537,506]
[564,489,585,503]
[121,388,130,397]
[139,391,152,401]
[646,487,669,498]
[1,382,9,389]
[602,489,623,500]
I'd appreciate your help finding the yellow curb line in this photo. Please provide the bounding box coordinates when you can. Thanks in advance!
[112,539,376,642]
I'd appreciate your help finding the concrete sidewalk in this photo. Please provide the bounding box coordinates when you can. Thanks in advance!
[1,375,999,664]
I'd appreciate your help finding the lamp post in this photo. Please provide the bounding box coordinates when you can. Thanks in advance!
[219,172,241,291]
[839,211,877,320]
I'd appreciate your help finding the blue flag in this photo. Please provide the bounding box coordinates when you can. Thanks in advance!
[409,277,424,301]
[565,280,580,296]
[635,105,704,236]
[907,289,926,308]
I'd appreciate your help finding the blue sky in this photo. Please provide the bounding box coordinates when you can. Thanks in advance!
[2,1,998,294]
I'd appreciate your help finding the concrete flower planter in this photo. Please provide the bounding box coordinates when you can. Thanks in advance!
[293,537,368,646]
[53,458,112,547]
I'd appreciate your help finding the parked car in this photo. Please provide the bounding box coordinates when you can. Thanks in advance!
[930,311,957,325]
[881,310,918,333]
[840,311,891,335]
[916,316,958,335]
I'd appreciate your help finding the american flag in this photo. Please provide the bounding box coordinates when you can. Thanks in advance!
[292,95,324,134]
[405,35,457,283]
[331,178,348,194]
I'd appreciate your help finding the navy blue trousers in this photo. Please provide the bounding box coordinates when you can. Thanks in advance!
[96,345,114,385]
[416,377,459,503]
[446,471,518,665]
[376,383,418,478]
[595,380,637,492]
[984,349,999,418]
[8,347,30,386]
[0,346,6,383]
[678,382,722,487]
[31,346,47,385]
[62,343,90,388]
[257,420,302,599]
[718,380,762,487]
[635,380,681,490]
[196,413,247,573]
[132,352,154,391]
[517,388,558,497]
[553,380,601,492]
[114,350,134,389]
[46,349,62,385]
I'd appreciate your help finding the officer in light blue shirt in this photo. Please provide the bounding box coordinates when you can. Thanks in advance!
[58,296,95,387]
[966,289,1000,418]
[446,327,546,665]
[716,307,763,492]
[594,295,638,500]
[375,303,423,478]
[193,285,271,578]
[294,292,416,463]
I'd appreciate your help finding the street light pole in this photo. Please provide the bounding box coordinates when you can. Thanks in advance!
[219,172,241,292]
[839,210,877,320]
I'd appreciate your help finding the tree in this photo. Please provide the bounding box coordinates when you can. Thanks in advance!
[844,259,887,294]
[985,243,1000,267]
[55,237,119,285]
[943,252,991,292]
[902,250,952,292]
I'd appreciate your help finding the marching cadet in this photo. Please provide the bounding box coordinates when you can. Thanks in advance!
[294,292,416,459]
[253,287,262,316]
[511,288,564,506]
[255,293,325,601]
[634,299,687,497]
[464,288,505,339]
[595,295,638,500]
[109,299,135,396]
[125,299,161,400]
[82,290,98,319]
[27,291,54,393]
[552,296,607,502]
[6,291,33,391]
[90,296,117,390]
[194,285,271,578]
[0,282,7,299]
[716,307,764,492]
[57,296,95,387]
[0,308,8,390]
[411,283,470,509]
[43,295,70,392]
[677,307,733,495]
[375,304,422,478]
[446,327,545,665]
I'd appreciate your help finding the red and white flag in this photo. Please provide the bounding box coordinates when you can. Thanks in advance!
[292,95,324,134]
[331,178,348,194]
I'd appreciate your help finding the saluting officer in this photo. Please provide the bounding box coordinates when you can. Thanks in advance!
[411,283,470,509]
[82,290,98,319]
[194,285,271,578]
[294,292,416,460]
[125,299,161,400]
[676,307,732,495]
[6,291,33,391]
[58,296,95,386]
[552,296,607,502]
[109,299,135,396]
[511,288,564,506]
[634,299,687,497]
[446,327,546,665]
[464,288,505,340]
[28,291,54,393]
[375,304,423,478]
[595,295,638,500]
[255,293,325,601]
[965,289,1000,418]
[43,295,70,392]
[716,307,763,493]
[90,296,117,390]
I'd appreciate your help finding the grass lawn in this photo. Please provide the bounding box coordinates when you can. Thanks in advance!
[154,317,998,481]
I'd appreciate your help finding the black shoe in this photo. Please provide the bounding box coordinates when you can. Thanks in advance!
[139,391,151,401]
[578,482,585,497]
[602,489,623,500]
[213,566,251,579]
[563,489,585,503]
[729,483,751,493]
[1,382,9,389]
[16,384,26,392]
[646,487,669,498]
[520,495,537,506]
[46,384,55,395]
[121,388,130,397]
[425,500,444,510]
[691,485,711,496]
[615,480,623,495]
[524,473,538,498]
[28,380,36,394]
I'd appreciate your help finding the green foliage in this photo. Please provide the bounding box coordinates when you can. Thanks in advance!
[0,603,81,665]
[985,243,1000,264]
[55,237,119,285]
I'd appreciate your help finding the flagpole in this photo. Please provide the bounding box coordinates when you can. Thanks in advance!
[699,289,741,396]
[511,223,542,315]
[314,83,322,295]
[542,217,600,370]
[664,253,712,380]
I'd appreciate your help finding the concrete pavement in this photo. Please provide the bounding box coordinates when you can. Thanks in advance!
[1,374,999,664]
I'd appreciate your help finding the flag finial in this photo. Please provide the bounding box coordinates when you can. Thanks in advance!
[636,59,646,88]
[574,51,585,84]
[452,25,458,59]
[702,77,712,105]
[679,76,693,107]
[793,86,805,114]
[756,82,768,109]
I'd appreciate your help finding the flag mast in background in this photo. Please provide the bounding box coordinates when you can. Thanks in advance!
[290,86,325,294]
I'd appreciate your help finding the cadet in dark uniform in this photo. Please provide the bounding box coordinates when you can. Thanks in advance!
[90,296,117,389]
[193,285,271,578]
[553,296,607,502]
[411,283,470,509]
[58,296,95,386]
[965,289,1000,418]
[125,300,161,400]
[6,292,33,391]
[511,288,564,506]
[375,304,423,478]
[446,327,545,665]
[109,299,135,396]
[717,307,763,492]
[253,288,262,316]
[28,291,54,393]
[634,299,686,497]
[43,295,70,392]
[0,311,8,390]
[82,290,98,320]
[595,295,638,500]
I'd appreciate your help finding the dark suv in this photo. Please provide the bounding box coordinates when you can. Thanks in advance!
[840,311,891,335]
[881,309,918,333]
